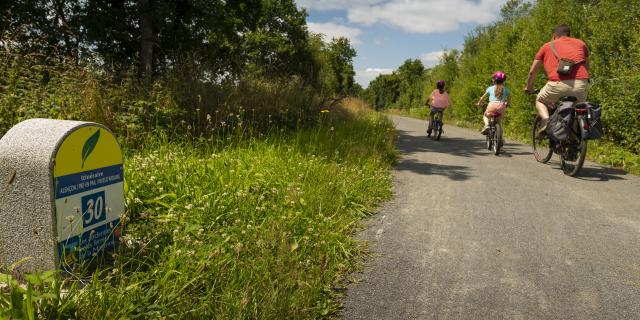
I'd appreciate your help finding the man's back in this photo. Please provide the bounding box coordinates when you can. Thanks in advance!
[535,37,589,81]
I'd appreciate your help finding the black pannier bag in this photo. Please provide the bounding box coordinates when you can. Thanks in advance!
[576,102,603,140]
[546,101,575,141]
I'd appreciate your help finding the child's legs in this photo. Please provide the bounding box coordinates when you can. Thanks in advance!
[483,115,489,126]
[428,112,434,128]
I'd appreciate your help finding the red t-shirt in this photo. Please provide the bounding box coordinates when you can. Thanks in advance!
[535,37,590,81]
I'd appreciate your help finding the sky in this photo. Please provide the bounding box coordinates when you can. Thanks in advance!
[298,0,510,87]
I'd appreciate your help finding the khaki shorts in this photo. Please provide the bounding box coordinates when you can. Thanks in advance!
[537,79,589,104]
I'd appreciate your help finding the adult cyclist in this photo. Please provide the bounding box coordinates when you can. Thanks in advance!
[525,24,590,134]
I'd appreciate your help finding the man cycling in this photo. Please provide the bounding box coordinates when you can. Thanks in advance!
[525,24,590,134]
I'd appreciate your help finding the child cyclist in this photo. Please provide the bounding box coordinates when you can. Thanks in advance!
[427,80,451,135]
[477,71,511,134]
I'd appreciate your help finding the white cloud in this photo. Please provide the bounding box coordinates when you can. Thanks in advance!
[366,67,394,74]
[356,67,394,86]
[297,0,385,11]
[348,0,507,34]
[307,22,363,45]
[420,50,446,67]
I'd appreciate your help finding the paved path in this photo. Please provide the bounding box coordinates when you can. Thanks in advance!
[342,116,640,319]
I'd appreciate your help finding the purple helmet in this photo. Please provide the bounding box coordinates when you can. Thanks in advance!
[436,80,445,88]
[492,71,506,82]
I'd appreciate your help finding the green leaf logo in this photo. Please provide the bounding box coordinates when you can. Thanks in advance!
[82,129,100,168]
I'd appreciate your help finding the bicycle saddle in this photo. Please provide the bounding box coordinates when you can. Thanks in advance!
[559,96,578,102]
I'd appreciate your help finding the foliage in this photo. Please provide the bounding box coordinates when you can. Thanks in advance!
[1,102,396,319]
[364,73,400,110]
[0,0,359,143]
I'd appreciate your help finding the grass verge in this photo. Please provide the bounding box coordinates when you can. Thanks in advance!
[1,102,396,318]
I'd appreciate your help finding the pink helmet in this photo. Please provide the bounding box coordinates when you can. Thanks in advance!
[492,71,506,82]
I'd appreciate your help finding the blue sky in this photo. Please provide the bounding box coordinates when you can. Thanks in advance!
[298,0,509,87]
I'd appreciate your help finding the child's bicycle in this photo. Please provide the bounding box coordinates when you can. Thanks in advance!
[427,110,444,140]
[485,111,503,155]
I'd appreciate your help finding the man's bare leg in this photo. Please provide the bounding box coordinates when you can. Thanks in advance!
[536,100,550,120]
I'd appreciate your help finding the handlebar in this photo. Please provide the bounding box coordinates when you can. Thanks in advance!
[525,89,541,95]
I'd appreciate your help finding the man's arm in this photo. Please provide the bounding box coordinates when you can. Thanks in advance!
[585,56,590,70]
[525,60,543,92]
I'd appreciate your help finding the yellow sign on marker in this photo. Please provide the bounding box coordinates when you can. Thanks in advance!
[53,125,125,270]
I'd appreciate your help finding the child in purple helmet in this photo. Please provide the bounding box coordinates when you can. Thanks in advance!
[477,71,511,134]
[427,80,451,135]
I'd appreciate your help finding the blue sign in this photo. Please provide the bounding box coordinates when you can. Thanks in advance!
[81,191,106,228]
[55,164,124,199]
[57,218,122,270]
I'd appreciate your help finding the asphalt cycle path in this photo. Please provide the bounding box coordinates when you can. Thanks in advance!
[342,115,640,319]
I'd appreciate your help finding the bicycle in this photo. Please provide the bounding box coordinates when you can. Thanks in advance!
[485,111,503,155]
[529,91,588,177]
[428,109,444,140]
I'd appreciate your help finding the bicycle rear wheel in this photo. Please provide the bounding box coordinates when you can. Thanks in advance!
[531,116,553,163]
[561,138,587,177]
[435,121,443,140]
[493,124,502,155]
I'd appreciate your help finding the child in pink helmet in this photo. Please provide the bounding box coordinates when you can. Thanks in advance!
[427,80,451,135]
[477,71,511,134]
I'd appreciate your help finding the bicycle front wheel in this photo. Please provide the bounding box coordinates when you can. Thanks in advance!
[532,116,552,163]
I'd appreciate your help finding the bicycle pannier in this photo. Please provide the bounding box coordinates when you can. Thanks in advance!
[577,102,603,140]
[546,101,574,141]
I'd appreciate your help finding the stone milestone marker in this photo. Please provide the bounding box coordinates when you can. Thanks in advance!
[0,119,124,273]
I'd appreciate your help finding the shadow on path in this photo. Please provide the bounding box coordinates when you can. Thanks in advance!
[396,130,488,158]
[396,159,472,181]
[574,165,627,182]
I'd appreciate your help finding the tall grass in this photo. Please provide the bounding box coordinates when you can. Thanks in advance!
[1,102,396,319]
[0,53,324,145]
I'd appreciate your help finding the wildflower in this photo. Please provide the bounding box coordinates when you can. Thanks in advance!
[330,126,334,131]
[185,204,193,210]
[321,109,330,113]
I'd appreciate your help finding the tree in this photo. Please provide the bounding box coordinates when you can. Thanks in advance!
[396,59,425,109]
[326,37,357,97]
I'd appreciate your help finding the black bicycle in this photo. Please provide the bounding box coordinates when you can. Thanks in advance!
[530,93,588,177]
[428,110,444,140]
[485,111,503,155]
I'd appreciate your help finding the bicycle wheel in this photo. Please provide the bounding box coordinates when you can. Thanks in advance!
[531,116,553,163]
[435,121,443,140]
[561,137,587,177]
[493,123,502,155]
[486,128,492,150]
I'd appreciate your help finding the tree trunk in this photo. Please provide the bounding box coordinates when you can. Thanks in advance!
[138,0,153,78]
